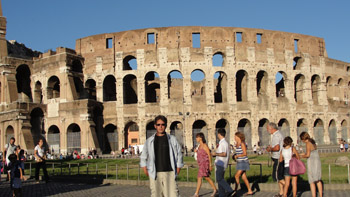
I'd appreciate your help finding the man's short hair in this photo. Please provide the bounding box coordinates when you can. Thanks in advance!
[154,115,167,126]
[10,137,15,141]
[217,128,226,137]
[268,122,278,130]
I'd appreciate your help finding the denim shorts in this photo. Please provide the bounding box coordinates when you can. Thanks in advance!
[236,160,250,171]
[284,167,290,176]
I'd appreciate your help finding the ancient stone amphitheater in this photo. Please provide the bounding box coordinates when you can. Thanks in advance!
[0,3,349,154]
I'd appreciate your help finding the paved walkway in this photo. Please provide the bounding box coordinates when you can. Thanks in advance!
[0,179,347,196]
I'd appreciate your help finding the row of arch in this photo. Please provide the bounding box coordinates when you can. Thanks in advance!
[3,111,346,153]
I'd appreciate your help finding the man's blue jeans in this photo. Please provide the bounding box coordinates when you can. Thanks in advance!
[216,165,233,197]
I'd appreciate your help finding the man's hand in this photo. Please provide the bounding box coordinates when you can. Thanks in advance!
[177,168,181,175]
[143,167,149,177]
[211,152,216,156]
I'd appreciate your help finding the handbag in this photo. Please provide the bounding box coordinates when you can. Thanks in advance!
[289,156,306,175]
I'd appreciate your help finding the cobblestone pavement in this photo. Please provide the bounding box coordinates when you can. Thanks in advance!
[0,179,348,197]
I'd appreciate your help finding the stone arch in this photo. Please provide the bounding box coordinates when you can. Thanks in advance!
[278,118,290,138]
[34,81,43,103]
[326,76,335,99]
[123,55,137,70]
[47,125,60,153]
[214,71,227,103]
[191,70,206,110]
[103,75,116,101]
[104,124,117,153]
[73,77,84,99]
[212,52,224,67]
[294,74,305,104]
[237,119,252,148]
[72,60,83,73]
[297,119,308,143]
[258,118,270,147]
[192,120,207,148]
[145,72,160,103]
[236,70,248,102]
[167,70,183,99]
[311,75,321,105]
[123,74,138,104]
[67,123,81,153]
[276,71,287,98]
[124,121,139,147]
[5,125,14,144]
[85,79,96,100]
[293,57,302,70]
[313,119,324,145]
[338,78,345,101]
[30,107,45,146]
[146,120,156,139]
[170,121,184,147]
[328,119,337,145]
[215,119,230,145]
[257,71,269,110]
[47,76,60,99]
[16,64,32,102]
[341,120,348,142]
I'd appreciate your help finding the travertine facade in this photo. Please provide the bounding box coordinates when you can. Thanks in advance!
[0,1,349,154]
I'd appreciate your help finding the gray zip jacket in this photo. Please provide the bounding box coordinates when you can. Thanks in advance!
[140,133,184,180]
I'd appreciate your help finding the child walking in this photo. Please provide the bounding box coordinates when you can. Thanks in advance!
[8,153,23,197]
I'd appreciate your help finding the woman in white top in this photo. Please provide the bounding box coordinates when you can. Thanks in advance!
[34,139,49,183]
[279,136,300,197]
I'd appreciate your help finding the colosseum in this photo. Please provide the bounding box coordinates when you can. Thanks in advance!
[0,2,349,154]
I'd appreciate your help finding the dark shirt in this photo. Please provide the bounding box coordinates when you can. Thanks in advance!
[154,134,173,172]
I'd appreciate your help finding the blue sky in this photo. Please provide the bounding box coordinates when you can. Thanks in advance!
[2,0,350,64]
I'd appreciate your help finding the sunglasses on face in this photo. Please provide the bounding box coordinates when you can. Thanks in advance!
[156,124,166,126]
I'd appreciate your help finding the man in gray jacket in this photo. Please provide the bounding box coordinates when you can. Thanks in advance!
[140,115,183,197]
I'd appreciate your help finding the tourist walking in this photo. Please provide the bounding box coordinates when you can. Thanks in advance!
[140,115,183,197]
[4,137,17,181]
[212,128,235,197]
[299,132,322,197]
[34,139,49,183]
[8,153,23,197]
[233,132,253,195]
[266,122,284,197]
[279,136,300,197]
[192,132,217,197]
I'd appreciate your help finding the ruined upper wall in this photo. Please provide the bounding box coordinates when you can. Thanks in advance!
[76,26,331,72]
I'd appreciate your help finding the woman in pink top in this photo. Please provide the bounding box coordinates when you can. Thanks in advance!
[193,132,217,197]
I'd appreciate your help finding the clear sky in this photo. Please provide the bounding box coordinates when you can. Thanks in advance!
[2,0,350,63]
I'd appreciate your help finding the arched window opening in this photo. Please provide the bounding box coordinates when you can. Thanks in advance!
[16,64,32,102]
[236,70,248,102]
[5,126,15,144]
[167,71,183,100]
[212,52,224,67]
[72,60,83,73]
[30,108,45,146]
[294,74,305,104]
[170,121,184,147]
[123,55,137,70]
[34,81,43,103]
[123,75,138,104]
[278,119,290,138]
[214,71,227,103]
[293,57,302,70]
[191,70,206,108]
[85,79,96,100]
[145,72,160,103]
[103,75,116,101]
[48,125,60,153]
[73,77,84,100]
[257,71,268,96]
[216,119,230,145]
[341,120,348,143]
[124,122,139,147]
[328,120,337,145]
[338,78,345,101]
[47,76,60,99]
[192,120,207,148]
[146,121,156,139]
[105,124,118,153]
[67,124,81,153]
[297,119,308,144]
[311,75,321,105]
[326,76,334,100]
[238,119,252,149]
[258,119,269,147]
[313,119,324,145]
[275,72,286,98]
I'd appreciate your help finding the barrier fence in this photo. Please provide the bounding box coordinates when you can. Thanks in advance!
[16,161,350,184]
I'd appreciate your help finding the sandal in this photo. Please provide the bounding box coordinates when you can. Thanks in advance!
[210,190,218,197]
